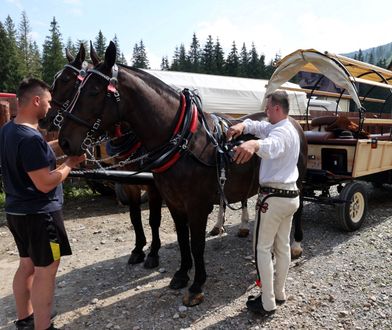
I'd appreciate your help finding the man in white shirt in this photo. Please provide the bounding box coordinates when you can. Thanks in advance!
[227,91,300,316]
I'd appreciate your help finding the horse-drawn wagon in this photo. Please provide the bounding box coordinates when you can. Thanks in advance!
[265,49,392,231]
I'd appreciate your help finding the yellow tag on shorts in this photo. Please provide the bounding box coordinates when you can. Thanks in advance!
[50,242,61,261]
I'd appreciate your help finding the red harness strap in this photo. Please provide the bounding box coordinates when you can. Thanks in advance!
[152,102,198,173]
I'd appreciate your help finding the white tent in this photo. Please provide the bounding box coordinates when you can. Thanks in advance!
[143,69,308,116]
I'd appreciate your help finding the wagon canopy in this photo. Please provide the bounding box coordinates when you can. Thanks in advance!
[143,69,308,116]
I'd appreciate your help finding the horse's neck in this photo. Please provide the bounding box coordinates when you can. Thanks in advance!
[120,71,180,149]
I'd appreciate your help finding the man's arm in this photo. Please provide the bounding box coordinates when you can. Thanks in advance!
[28,155,85,193]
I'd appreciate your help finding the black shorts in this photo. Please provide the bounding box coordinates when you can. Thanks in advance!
[7,210,72,267]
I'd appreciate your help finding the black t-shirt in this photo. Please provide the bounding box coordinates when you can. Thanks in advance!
[0,120,63,214]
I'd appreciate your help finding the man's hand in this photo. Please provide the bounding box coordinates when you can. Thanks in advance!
[227,123,245,140]
[65,154,86,168]
[232,140,260,164]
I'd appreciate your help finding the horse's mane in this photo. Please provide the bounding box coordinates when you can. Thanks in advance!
[117,64,179,99]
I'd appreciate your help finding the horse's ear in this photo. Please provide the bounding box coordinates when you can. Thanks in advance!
[75,43,86,64]
[65,48,74,63]
[90,40,100,66]
[104,41,117,68]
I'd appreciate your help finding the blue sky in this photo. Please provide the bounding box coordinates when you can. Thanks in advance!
[2,0,392,69]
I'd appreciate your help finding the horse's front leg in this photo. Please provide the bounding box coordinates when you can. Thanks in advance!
[144,184,162,269]
[183,209,211,307]
[291,197,304,259]
[168,209,192,290]
[237,200,250,237]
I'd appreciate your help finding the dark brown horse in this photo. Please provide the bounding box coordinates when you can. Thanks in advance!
[40,43,163,268]
[58,41,307,306]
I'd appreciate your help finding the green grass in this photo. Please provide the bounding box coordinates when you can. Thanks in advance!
[0,181,98,209]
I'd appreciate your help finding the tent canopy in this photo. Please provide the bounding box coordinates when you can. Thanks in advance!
[144,69,308,115]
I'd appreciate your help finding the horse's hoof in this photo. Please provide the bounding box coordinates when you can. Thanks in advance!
[182,291,205,307]
[128,251,145,265]
[209,226,224,236]
[169,274,189,290]
[144,255,159,269]
[237,228,249,237]
[291,247,303,260]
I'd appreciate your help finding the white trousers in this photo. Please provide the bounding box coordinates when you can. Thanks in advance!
[254,193,299,311]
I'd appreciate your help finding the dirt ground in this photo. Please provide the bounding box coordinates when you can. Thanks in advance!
[0,184,391,330]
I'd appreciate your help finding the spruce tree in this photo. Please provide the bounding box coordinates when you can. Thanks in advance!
[28,41,42,79]
[213,38,225,75]
[131,40,149,69]
[239,42,249,77]
[94,30,107,59]
[188,33,201,72]
[113,34,127,64]
[0,22,15,91]
[225,41,240,76]
[4,15,23,89]
[177,44,188,71]
[161,56,169,70]
[170,46,180,71]
[247,43,261,78]
[42,17,65,84]
[200,35,214,74]
[17,11,31,77]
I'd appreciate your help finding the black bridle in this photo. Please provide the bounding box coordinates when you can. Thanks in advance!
[50,61,89,128]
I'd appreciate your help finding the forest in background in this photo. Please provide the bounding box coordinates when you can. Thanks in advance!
[1,11,392,93]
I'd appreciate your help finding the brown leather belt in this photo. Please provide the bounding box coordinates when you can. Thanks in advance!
[259,186,299,198]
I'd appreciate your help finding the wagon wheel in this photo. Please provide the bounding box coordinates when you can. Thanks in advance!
[337,182,367,231]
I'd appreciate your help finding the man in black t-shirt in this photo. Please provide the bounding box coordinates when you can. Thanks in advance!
[0,78,85,330]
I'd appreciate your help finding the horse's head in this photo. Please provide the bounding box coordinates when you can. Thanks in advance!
[58,41,122,155]
[39,43,91,131]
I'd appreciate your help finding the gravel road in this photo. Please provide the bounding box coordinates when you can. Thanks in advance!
[0,182,391,329]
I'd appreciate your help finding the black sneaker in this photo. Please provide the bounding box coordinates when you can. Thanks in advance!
[246,297,275,316]
[45,323,61,330]
[14,314,34,330]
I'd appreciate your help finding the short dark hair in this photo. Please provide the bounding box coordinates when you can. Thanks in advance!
[17,78,50,107]
[267,91,289,114]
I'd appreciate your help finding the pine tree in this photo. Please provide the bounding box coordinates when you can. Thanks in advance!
[0,22,15,91]
[171,46,180,71]
[368,51,375,65]
[161,56,169,70]
[66,38,78,57]
[225,41,239,76]
[188,33,201,72]
[28,41,42,79]
[239,42,249,77]
[199,35,213,74]
[175,44,188,71]
[119,53,127,65]
[113,34,127,64]
[94,30,107,59]
[247,43,261,78]
[4,15,23,89]
[131,40,149,69]
[259,54,267,79]
[17,11,31,77]
[357,49,364,62]
[42,17,65,84]
[213,38,225,75]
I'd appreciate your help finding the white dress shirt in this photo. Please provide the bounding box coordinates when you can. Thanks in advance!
[243,118,300,185]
